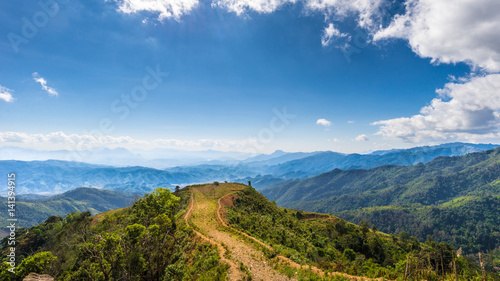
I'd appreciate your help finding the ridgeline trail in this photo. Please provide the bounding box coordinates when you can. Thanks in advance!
[184,183,387,281]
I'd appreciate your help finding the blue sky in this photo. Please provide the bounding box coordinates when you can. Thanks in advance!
[1,0,499,154]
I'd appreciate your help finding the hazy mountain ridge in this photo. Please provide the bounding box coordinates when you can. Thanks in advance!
[0,146,253,169]
[266,142,500,179]
[0,142,497,195]
[261,147,500,253]
[0,187,132,230]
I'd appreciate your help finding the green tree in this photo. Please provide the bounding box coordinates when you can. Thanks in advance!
[132,188,180,225]
[16,251,57,279]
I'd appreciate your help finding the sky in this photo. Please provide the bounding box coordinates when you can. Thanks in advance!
[0,0,499,154]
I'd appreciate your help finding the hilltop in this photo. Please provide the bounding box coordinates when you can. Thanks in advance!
[1,183,493,280]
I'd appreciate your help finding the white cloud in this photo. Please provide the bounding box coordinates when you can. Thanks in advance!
[0,131,262,152]
[372,74,500,142]
[374,0,500,72]
[0,85,15,103]
[316,118,332,127]
[115,0,199,20]
[114,0,385,28]
[321,23,349,46]
[32,73,58,97]
[355,134,369,141]
[213,0,296,15]
[347,120,355,124]
[305,0,386,29]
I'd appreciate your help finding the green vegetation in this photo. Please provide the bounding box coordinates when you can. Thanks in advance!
[0,187,133,230]
[228,186,498,280]
[263,148,500,257]
[338,195,500,254]
[1,187,228,280]
[3,183,498,280]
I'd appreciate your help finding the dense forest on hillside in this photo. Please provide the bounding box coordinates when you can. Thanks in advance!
[262,148,500,256]
[0,188,133,230]
[226,187,496,280]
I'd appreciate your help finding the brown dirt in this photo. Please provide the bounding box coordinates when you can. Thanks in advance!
[185,184,295,281]
[217,192,391,281]
[184,183,389,281]
[23,273,54,281]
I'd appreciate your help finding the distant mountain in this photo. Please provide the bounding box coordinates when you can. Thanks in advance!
[0,187,132,230]
[262,147,500,253]
[1,142,497,194]
[244,150,321,166]
[0,160,260,194]
[0,146,254,168]
[266,142,500,179]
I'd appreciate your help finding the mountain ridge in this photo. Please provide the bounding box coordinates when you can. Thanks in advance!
[0,142,498,195]
[261,147,500,254]
[2,183,493,280]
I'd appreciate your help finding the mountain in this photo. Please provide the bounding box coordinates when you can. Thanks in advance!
[0,146,254,168]
[0,160,250,194]
[172,142,500,190]
[266,142,500,179]
[242,150,320,165]
[1,142,497,195]
[262,147,500,254]
[0,187,132,230]
[1,183,491,280]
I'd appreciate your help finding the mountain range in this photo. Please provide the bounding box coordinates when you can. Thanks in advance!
[0,146,252,169]
[262,147,500,253]
[0,142,498,195]
[0,187,132,233]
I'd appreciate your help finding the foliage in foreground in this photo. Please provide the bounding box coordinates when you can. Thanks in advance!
[1,187,228,281]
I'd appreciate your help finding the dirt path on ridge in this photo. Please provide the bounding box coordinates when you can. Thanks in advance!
[215,191,391,281]
[184,184,388,281]
[185,185,295,281]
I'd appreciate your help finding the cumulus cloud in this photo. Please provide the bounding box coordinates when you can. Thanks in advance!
[372,74,500,142]
[213,0,296,15]
[115,0,199,20]
[355,134,369,141]
[32,73,58,96]
[321,23,349,46]
[369,0,500,143]
[305,0,386,29]
[374,0,500,72]
[0,85,15,103]
[114,0,385,29]
[316,118,332,127]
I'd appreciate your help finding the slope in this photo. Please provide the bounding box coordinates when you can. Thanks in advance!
[2,183,492,280]
[0,187,133,230]
[262,148,500,253]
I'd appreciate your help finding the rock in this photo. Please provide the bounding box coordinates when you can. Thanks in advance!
[23,273,54,281]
